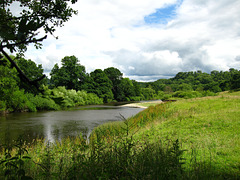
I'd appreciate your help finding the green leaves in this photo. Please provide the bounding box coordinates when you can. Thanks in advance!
[0,0,78,53]
[90,69,114,103]
[50,56,87,91]
[0,138,33,180]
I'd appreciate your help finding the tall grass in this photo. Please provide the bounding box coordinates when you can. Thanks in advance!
[0,134,186,179]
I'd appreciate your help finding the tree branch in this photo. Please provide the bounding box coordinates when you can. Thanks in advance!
[0,49,45,92]
[1,35,47,49]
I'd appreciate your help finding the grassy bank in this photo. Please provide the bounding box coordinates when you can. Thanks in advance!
[89,91,240,178]
[0,91,239,179]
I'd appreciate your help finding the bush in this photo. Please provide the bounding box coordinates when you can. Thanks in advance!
[31,95,60,110]
[173,91,202,99]
[76,90,88,105]
[84,92,103,105]
[141,88,156,100]
[0,101,6,111]
[7,89,29,112]
[49,87,103,107]
[130,96,142,101]
[202,90,217,97]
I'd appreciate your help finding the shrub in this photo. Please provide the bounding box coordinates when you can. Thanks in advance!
[62,96,75,107]
[7,89,29,112]
[76,90,88,105]
[202,90,217,96]
[84,92,103,105]
[141,88,156,100]
[0,101,6,111]
[49,87,103,107]
[31,95,60,110]
[130,96,142,101]
[173,91,202,99]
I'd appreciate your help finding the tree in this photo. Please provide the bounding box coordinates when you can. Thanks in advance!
[50,56,87,90]
[177,83,193,91]
[132,80,141,97]
[230,71,240,90]
[0,62,19,102]
[104,67,123,100]
[0,59,28,111]
[0,0,78,90]
[90,69,113,103]
[141,88,156,100]
[15,56,46,93]
[117,78,136,101]
[0,0,78,53]
[164,86,173,94]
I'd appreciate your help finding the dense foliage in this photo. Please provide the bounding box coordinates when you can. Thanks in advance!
[1,53,240,113]
[139,69,240,100]
[50,55,240,102]
[50,56,143,103]
[50,56,87,90]
[144,69,240,92]
[0,56,102,113]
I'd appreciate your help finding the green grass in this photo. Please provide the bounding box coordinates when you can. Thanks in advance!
[139,92,240,178]
[0,91,239,179]
[91,91,240,178]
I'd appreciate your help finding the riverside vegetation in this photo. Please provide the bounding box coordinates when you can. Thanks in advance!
[1,54,240,113]
[0,91,239,179]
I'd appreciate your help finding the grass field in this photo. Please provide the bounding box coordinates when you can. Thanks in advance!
[0,91,239,179]
[143,91,240,178]
[91,91,240,179]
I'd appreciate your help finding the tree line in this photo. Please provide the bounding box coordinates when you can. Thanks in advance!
[1,54,240,113]
[49,55,240,101]
[49,56,142,102]
[140,68,240,99]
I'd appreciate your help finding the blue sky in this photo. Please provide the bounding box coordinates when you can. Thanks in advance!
[22,0,240,82]
[144,4,178,24]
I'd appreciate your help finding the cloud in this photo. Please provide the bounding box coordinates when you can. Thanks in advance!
[236,56,240,61]
[22,0,240,81]
[107,49,183,76]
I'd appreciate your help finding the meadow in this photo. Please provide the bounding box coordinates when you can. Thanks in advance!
[0,91,239,179]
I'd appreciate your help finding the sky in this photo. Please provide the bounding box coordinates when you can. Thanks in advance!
[22,0,240,82]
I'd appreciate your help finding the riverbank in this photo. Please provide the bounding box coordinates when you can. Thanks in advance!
[121,100,163,108]
[0,91,239,179]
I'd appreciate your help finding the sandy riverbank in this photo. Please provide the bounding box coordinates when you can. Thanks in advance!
[121,100,163,109]
[121,103,147,108]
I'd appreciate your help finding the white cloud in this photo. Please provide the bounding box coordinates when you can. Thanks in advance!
[22,0,240,81]
[236,56,240,62]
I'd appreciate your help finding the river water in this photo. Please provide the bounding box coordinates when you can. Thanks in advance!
[0,105,144,144]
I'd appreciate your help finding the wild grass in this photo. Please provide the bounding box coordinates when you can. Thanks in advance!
[0,91,239,179]
[136,91,240,178]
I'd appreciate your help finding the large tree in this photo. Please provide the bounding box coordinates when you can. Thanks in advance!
[50,56,87,90]
[117,78,135,101]
[104,67,123,100]
[0,0,78,90]
[90,69,113,103]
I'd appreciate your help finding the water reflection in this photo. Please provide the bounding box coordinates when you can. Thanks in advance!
[0,105,143,144]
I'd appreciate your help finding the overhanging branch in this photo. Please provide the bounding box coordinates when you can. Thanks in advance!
[1,35,47,49]
[0,49,46,92]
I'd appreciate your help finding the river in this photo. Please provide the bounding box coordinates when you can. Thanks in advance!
[0,105,144,144]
